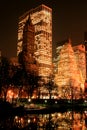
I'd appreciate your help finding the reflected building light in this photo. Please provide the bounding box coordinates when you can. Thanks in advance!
[12,111,87,129]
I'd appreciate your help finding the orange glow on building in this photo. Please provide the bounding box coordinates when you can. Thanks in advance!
[17,4,52,78]
[54,39,86,99]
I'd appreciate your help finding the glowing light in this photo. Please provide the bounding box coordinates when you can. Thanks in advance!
[28,119,31,123]
[28,98,31,102]
[44,99,47,103]
[7,90,13,99]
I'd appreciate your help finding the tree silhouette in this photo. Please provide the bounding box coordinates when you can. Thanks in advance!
[45,75,58,99]
[18,51,39,99]
[0,56,10,100]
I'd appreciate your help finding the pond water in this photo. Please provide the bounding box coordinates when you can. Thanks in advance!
[0,110,87,130]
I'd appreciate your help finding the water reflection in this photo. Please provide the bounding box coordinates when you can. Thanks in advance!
[0,110,87,129]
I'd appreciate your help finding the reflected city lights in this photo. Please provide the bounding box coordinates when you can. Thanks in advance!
[9,111,87,129]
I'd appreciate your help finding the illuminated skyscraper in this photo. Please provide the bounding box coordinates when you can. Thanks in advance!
[22,17,39,76]
[73,44,86,84]
[17,4,52,77]
[54,39,85,99]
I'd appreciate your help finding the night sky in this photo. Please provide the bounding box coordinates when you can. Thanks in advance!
[0,0,87,58]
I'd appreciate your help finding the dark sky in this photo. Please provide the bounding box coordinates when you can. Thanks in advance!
[0,0,87,58]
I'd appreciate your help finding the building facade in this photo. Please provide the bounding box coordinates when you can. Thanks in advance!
[23,17,35,63]
[53,39,86,99]
[73,44,86,84]
[17,4,52,78]
[22,17,38,76]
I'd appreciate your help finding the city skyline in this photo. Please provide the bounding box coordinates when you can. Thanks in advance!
[0,0,87,58]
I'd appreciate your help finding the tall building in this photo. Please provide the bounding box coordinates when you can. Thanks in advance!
[17,4,52,78]
[22,17,38,76]
[54,39,85,99]
[73,44,86,84]
[23,17,35,64]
